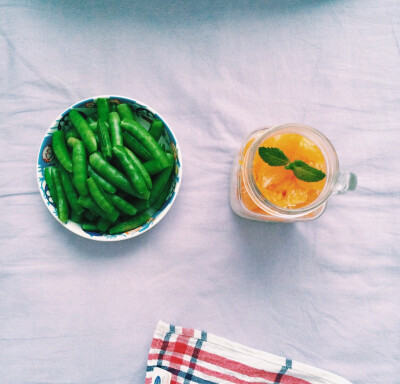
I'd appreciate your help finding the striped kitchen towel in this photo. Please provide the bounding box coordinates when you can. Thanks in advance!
[145,321,352,384]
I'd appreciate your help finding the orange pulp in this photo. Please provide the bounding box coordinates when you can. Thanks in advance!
[241,133,326,211]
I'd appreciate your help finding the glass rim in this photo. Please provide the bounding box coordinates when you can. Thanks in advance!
[244,123,340,215]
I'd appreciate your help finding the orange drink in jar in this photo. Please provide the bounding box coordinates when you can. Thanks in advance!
[230,124,356,222]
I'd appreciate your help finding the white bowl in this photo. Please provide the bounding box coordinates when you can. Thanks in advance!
[37,95,182,241]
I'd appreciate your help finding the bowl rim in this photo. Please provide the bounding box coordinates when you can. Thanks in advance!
[37,94,182,241]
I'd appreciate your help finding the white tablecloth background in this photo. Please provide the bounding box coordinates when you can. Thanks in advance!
[1,1,399,383]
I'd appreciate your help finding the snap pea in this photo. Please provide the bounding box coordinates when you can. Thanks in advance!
[94,132,100,146]
[59,165,84,214]
[84,210,98,222]
[44,166,58,206]
[148,119,164,141]
[81,222,98,232]
[69,109,97,154]
[88,121,98,132]
[112,146,149,199]
[143,157,170,176]
[96,217,112,233]
[124,147,152,190]
[107,193,138,216]
[52,130,72,172]
[86,116,98,132]
[122,131,152,161]
[96,98,110,123]
[86,116,97,124]
[149,158,173,205]
[159,143,171,154]
[109,212,150,235]
[67,137,81,148]
[87,165,116,194]
[116,103,135,122]
[121,120,170,168]
[52,167,69,223]
[71,210,84,223]
[64,126,80,140]
[149,176,172,213]
[89,152,136,196]
[87,120,100,143]
[130,198,150,213]
[77,195,119,223]
[69,139,89,196]
[109,112,123,147]
[97,119,112,160]
[87,177,114,213]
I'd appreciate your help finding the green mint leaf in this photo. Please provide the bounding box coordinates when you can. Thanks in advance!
[285,160,326,182]
[258,147,289,166]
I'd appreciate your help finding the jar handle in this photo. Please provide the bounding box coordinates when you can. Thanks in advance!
[333,172,357,195]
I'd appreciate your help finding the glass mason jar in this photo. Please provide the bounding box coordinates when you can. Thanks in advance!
[230,124,357,222]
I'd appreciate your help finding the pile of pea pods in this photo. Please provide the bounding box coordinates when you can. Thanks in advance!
[44,98,174,235]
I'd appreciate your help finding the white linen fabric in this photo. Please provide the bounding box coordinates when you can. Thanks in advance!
[0,1,399,383]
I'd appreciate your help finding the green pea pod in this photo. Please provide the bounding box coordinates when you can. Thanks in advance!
[88,121,98,132]
[52,130,72,172]
[96,98,110,123]
[93,132,100,146]
[59,165,84,214]
[44,166,58,206]
[116,103,136,122]
[77,195,119,224]
[130,198,150,213]
[107,193,138,216]
[71,210,84,223]
[112,146,149,199]
[69,109,97,154]
[122,131,152,161]
[52,167,69,223]
[124,147,152,190]
[86,116,97,124]
[81,222,98,232]
[109,112,123,147]
[149,176,172,213]
[149,158,173,205]
[142,158,170,176]
[84,210,98,222]
[96,217,112,233]
[121,120,170,169]
[86,116,98,132]
[89,152,136,196]
[64,126,80,140]
[159,143,171,154]
[87,165,116,194]
[148,119,164,141]
[97,119,112,160]
[109,213,150,235]
[67,137,81,148]
[70,139,89,196]
[87,177,114,213]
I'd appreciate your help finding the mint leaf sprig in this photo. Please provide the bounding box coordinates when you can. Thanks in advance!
[258,147,326,182]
